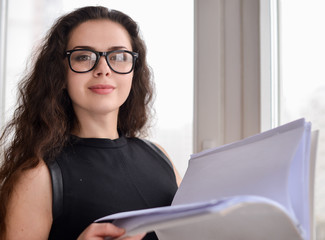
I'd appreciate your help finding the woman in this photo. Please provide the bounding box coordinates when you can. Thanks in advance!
[0,6,181,240]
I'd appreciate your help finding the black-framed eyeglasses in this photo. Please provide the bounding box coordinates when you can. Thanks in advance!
[65,49,138,74]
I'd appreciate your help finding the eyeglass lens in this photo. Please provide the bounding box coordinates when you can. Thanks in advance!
[69,50,135,73]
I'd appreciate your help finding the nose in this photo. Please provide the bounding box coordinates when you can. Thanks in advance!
[93,56,111,77]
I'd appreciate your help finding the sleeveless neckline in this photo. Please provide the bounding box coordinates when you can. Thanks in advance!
[69,135,127,148]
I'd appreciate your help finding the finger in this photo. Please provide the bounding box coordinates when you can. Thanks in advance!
[120,233,146,240]
[91,223,125,237]
[77,223,125,240]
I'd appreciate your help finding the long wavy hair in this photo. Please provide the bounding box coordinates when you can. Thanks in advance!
[0,6,153,237]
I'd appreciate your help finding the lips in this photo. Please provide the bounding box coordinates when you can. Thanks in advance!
[88,84,115,95]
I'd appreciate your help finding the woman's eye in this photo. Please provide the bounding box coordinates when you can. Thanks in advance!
[75,55,91,62]
[110,53,127,62]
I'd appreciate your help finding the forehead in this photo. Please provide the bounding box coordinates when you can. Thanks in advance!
[67,19,132,50]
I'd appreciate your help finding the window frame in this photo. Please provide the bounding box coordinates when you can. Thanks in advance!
[194,0,261,152]
[260,0,280,131]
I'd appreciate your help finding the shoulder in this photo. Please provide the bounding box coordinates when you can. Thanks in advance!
[6,161,52,239]
[142,139,183,187]
[9,161,52,203]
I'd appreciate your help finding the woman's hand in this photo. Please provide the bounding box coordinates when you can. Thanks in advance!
[77,223,145,240]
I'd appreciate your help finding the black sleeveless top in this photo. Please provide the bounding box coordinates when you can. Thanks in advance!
[47,135,178,239]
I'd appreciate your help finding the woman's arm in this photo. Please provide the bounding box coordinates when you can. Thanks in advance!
[6,161,53,239]
[154,143,182,186]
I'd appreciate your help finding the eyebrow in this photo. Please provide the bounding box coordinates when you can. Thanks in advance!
[72,45,129,51]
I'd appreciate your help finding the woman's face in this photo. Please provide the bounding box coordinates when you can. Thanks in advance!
[66,20,133,119]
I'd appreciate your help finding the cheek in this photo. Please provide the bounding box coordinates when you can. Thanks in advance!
[117,70,133,87]
[66,72,84,102]
[123,75,134,98]
[66,73,75,94]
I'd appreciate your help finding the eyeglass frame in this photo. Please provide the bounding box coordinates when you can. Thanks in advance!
[65,49,139,74]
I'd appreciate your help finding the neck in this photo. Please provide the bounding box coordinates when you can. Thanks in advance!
[73,125,119,139]
[72,111,120,140]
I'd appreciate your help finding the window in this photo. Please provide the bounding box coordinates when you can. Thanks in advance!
[278,0,325,238]
[2,0,193,176]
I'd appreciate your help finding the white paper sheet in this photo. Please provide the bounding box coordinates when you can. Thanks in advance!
[97,196,302,240]
[172,119,310,238]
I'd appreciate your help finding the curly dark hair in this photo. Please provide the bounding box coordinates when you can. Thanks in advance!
[0,6,153,237]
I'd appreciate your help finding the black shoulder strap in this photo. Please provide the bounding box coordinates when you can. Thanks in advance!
[142,139,174,169]
[47,160,63,221]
